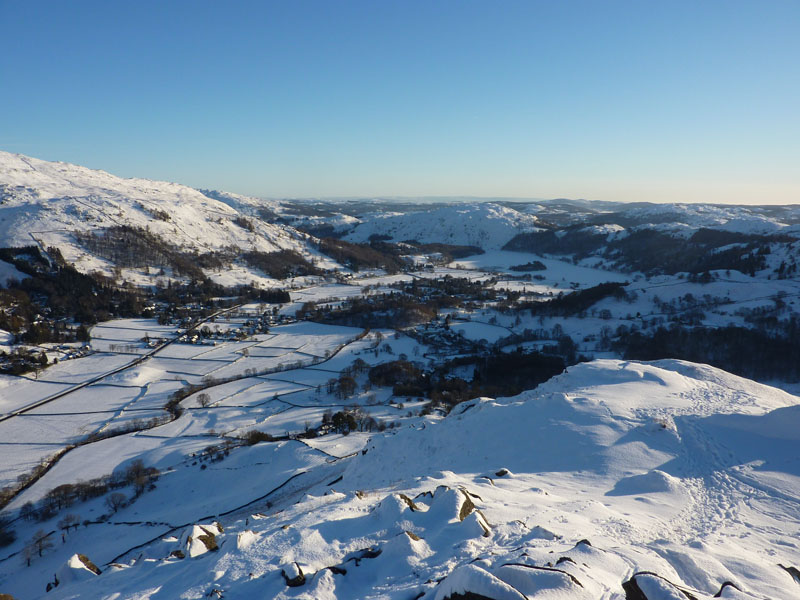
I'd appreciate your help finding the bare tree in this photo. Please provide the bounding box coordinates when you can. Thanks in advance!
[19,501,36,521]
[105,492,126,513]
[31,530,53,557]
[58,513,81,533]
[0,516,16,548]
[336,376,357,400]
[125,460,159,496]
[23,543,35,567]
[197,392,211,408]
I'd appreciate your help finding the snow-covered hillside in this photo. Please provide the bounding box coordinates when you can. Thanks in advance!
[4,358,799,599]
[346,203,541,250]
[0,151,319,283]
[510,199,800,234]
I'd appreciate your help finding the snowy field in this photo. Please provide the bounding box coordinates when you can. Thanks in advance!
[0,314,370,489]
[449,320,511,344]
[451,250,629,286]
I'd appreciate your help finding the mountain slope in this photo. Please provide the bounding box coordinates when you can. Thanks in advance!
[0,151,319,282]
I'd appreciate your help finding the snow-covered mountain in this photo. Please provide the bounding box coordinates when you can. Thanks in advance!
[4,358,799,599]
[345,203,541,249]
[0,151,317,283]
[619,202,800,235]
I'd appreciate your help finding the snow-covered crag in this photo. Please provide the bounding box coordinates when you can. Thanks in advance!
[15,359,800,600]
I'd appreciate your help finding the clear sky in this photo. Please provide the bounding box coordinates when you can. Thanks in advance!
[1,0,798,204]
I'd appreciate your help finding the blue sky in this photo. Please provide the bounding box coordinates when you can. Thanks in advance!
[1,0,798,203]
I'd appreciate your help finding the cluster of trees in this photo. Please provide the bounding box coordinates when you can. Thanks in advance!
[504,226,793,276]
[509,260,547,272]
[298,294,437,328]
[318,238,408,273]
[75,226,206,280]
[456,350,567,395]
[0,348,49,376]
[15,460,160,526]
[233,216,255,232]
[241,430,274,445]
[0,516,15,548]
[737,296,798,336]
[609,230,773,276]
[0,246,146,335]
[84,415,172,443]
[504,226,607,257]
[326,375,358,400]
[241,249,322,279]
[368,360,423,388]
[400,275,498,304]
[153,278,288,313]
[616,324,800,382]
[361,236,484,262]
[367,352,566,412]
[321,405,384,435]
[520,282,627,317]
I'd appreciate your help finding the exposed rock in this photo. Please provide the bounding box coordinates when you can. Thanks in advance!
[196,530,218,552]
[458,490,476,522]
[780,563,800,584]
[497,562,583,588]
[623,572,699,600]
[54,554,100,588]
[181,523,223,558]
[345,546,382,566]
[399,493,421,511]
[434,563,527,600]
[76,554,101,575]
[714,581,742,597]
[281,562,305,587]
